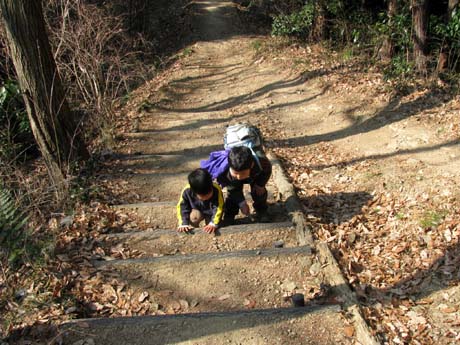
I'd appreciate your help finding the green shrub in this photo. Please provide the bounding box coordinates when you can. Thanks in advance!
[375,8,412,56]
[384,55,414,80]
[375,6,414,79]
[0,186,28,264]
[330,9,375,47]
[419,210,448,229]
[271,3,315,37]
[431,9,460,70]
[0,80,33,160]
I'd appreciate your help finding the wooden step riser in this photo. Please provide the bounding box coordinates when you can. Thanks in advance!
[103,221,293,239]
[62,305,352,345]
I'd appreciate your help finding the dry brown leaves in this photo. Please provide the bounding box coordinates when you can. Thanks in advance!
[272,138,460,344]
[1,202,152,342]
[254,40,460,344]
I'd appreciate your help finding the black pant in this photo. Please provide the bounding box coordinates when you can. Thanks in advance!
[224,183,268,218]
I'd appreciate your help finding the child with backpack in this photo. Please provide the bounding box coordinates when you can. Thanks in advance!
[176,168,224,234]
[200,124,272,225]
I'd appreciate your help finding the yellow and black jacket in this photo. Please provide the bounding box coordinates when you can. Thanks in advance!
[176,182,224,227]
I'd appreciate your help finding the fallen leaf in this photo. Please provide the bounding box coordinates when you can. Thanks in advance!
[170,300,181,310]
[88,302,104,311]
[218,294,231,301]
[344,326,355,337]
[244,299,256,308]
[157,290,173,297]
[281,281,297,292]
[179,299,189,309]
[138,291,149,303]
[407,311,427,327]
[441,306,457,313]
[56,254,71,262]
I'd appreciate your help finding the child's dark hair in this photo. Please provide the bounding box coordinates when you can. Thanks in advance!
[188,168,213,195]
[228,146,253,171]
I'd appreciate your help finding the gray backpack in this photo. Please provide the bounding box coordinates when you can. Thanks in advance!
[224,123,263,150]
[224,124,264,169]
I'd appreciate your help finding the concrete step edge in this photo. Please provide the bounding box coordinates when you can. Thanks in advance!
[101,221,294,240]
[113,153,189,161]
[62,304,341,328]
[95,245,312,267]
[112,201,176,209]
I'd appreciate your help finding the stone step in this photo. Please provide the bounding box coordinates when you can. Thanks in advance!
[117,143,222,156]
[62,305,353,345]
[101,221,296,256]
[113,201,178,229]
[105,153,208,174]
[111,171,189,202]
[106,167,282,204]
[95,247,318,314]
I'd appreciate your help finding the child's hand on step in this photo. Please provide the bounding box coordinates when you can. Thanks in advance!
[177,225,193,232]
[203,224,217,234]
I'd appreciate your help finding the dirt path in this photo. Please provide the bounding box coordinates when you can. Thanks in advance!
[104,0,460,343]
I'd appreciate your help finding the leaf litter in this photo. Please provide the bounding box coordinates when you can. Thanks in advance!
[1,202,155,342]
[255,42,460,344]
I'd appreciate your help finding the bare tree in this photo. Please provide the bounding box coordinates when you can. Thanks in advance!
[411,0,429,74]
[0,0,88,200]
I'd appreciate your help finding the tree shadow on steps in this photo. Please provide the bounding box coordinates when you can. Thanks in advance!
[167,64,246,87]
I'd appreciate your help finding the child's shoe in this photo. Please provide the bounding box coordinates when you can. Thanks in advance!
[221,215,236,227]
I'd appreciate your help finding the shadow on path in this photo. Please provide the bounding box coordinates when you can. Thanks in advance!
[305,138,460,171]
[273,88,455,149]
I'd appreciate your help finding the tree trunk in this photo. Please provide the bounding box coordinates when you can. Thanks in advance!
[0,0,88,200]
[379,0,398,61]
[310,2,326,42]
[411,0,428,74]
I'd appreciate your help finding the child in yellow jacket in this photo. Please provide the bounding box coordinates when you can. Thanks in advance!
[176,168,224,234]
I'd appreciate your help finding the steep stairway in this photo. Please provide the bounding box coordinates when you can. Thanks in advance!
[61,152,373,345]
[60,1,379,343]
[61,180,354,345]
[62,128,369,343]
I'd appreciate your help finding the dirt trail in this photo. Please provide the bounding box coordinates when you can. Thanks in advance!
[105,0,460,343]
